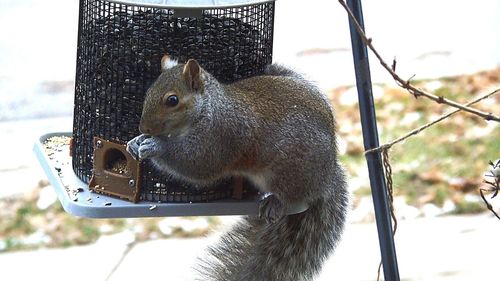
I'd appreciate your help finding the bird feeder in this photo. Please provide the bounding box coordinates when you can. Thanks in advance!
[35,1,401,278]
[33,0,312,218]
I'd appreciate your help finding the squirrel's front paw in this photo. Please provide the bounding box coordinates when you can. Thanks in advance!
[137,137,165,160]
[259,194,286,223]
[126,134,149,161]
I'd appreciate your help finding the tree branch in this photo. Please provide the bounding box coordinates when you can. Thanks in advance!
[365,88,500,154]
[338,0,500,122]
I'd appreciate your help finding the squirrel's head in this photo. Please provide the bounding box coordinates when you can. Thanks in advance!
[139,55,205,137]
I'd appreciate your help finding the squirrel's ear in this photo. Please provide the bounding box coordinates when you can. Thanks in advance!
[161,54,178,71]
[183,59,203,92]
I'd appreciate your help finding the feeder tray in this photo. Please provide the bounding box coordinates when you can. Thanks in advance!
[35,133,258,217]
[34,133,308,218]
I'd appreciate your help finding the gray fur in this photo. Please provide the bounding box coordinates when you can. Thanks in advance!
[264,64,303,78]
[127,63,349,281]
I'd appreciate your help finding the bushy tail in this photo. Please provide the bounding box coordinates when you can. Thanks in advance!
[196,171,349,281]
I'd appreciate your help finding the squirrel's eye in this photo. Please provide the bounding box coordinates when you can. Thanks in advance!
[165,95,179,107]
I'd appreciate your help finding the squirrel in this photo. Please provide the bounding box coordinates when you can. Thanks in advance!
[126,55,349,281]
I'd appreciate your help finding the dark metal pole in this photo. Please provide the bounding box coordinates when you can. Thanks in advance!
[346,0,401,280]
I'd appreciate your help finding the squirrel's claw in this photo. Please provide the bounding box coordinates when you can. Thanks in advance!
[259,194,286,223]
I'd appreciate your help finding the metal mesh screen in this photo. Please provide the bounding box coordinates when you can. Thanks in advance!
[72,0,274,202]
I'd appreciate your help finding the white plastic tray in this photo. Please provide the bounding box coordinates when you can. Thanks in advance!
[33,132,262,218]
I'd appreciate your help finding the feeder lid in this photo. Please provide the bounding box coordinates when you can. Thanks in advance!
[108,0,274,9]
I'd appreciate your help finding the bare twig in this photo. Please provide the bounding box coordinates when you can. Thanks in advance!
[338,0,500,122]
[480,188,500,220]
[105,241,137,281]
[480,160,500,220]
[365,88,500,154]
[376,148,397,281]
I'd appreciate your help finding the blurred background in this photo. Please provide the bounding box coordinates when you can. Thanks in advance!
[0,0,499,280]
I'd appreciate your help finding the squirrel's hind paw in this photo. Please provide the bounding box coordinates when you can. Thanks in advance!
[259,194,286,223]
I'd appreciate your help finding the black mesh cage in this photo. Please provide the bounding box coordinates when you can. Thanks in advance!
[72,0,275,202]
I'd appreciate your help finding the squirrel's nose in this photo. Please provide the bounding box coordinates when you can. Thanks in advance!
[139,125,149,134]
[139,122,155,135]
